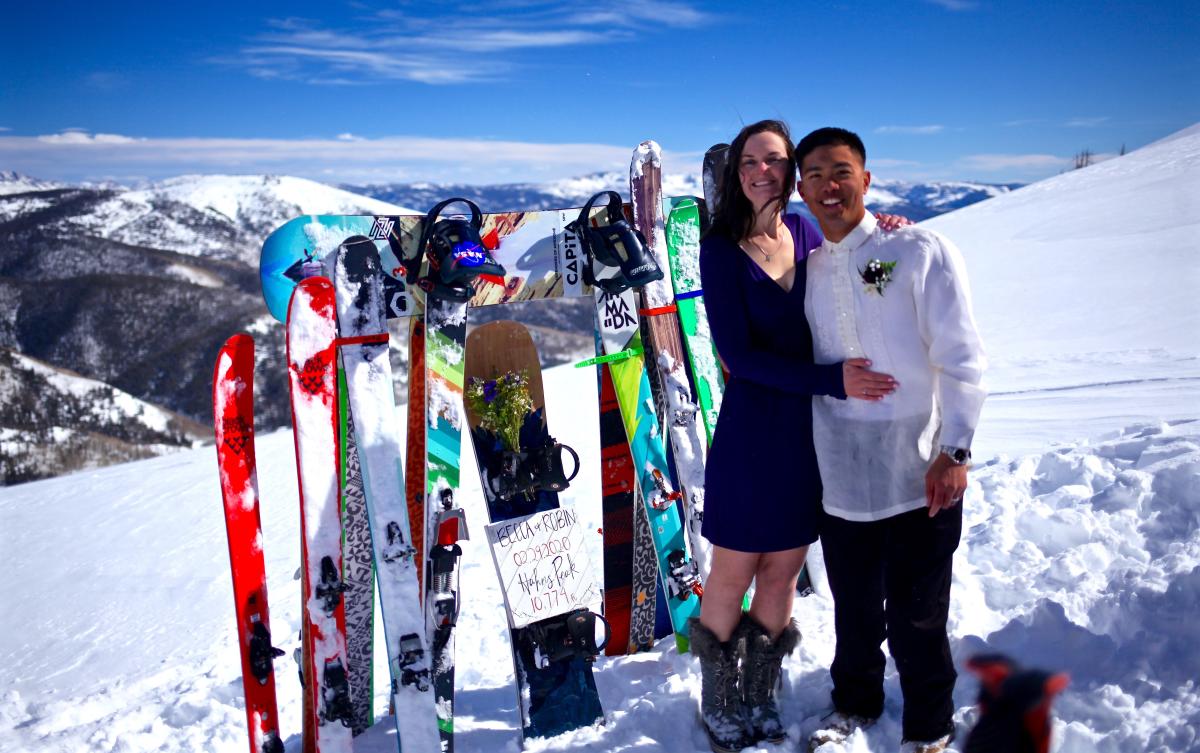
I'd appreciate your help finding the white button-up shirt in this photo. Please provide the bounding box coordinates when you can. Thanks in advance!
[805,213,987,522]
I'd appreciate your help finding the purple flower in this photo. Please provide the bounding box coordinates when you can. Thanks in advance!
[482,379,498,403]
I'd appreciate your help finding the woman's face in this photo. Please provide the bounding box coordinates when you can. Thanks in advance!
[737,130,790,213]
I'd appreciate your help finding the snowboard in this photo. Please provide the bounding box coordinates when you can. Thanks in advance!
[260,210,590,324]
[213,334,286,753]
[465,320,605,742]
[333,237,442,753]
[286,277,354,753]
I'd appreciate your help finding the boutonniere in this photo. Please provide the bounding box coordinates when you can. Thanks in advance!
[858,259,897,295]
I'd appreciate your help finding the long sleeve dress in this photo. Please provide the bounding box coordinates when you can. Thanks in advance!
[698,213,847,552]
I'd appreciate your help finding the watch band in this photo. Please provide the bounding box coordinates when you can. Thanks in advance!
[939,445,971,465]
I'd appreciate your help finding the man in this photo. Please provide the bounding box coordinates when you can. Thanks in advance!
[796,127,987,753]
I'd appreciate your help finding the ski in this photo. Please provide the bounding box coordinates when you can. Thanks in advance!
[286,277,354,753]
[702,143,730,222]
[573,189,703,652]
[334,236,442,752]
[663,196,724,446]
[213,334,286,753]
[631,142,712,585]
[335,366,375,736]
[466,320,606,742]
[397,198,507,751]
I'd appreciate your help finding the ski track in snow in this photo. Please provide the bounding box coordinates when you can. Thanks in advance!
[3,126,1200,752]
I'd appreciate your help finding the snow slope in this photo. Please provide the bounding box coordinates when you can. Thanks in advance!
[1,125,1199,753]
[923,124,1200,461]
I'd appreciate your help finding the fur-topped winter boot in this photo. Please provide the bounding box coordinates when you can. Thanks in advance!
[689,618,754,753]
[736,614,801,744]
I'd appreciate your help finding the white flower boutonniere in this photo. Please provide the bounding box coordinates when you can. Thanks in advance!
[859,258,898,295]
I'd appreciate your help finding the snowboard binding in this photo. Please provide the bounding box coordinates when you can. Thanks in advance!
[406,198,506,301]
[571,190,664,294]
[523,609,611,668]
[491,440,581,501]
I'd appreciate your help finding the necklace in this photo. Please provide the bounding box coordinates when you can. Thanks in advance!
[746,237,773,262]
[743,226,787,264]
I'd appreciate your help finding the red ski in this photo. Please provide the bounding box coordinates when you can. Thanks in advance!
[213,334,286,753]
[287,278,354,753]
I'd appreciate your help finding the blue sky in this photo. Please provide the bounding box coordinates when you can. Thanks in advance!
[2,0,1196,186]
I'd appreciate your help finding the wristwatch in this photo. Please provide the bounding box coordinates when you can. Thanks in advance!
[939,445,971,465]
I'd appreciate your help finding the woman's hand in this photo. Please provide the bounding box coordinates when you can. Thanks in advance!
[843,358,897,401]
[874,213,913,231]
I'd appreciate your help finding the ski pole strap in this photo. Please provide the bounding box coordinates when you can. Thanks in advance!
[335,333,389,347]
[674,290,703,301]
[573,346,644,368]
[638,303,678,317]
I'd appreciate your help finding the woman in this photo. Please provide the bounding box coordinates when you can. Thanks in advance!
[691,119,899,752]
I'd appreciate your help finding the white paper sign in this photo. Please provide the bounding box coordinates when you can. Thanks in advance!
[485,503,602,629]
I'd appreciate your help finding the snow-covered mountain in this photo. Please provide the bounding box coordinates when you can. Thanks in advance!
[343,172,1016,222]
[0,348,205,483]
[0,174,410,265]
[0,170,65,196]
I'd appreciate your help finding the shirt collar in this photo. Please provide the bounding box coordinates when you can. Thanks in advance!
[824,212,878,254]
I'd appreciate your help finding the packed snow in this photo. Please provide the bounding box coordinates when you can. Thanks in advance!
[2,125,1198,753]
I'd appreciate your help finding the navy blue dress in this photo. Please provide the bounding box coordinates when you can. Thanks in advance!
[699,214,846,552]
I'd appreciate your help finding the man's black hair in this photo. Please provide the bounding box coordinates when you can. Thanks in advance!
[795,127,867,170]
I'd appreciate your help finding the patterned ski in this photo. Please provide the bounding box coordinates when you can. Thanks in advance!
[465,321,605,742]
[213,334,286,753]
[335,367,375,735]
[631,142,712,586]
[286,277,354,753]
[334,237,442,753]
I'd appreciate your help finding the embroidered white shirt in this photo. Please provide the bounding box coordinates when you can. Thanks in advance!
[804,213,987,522]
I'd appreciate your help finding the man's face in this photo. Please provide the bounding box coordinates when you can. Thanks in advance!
[798,144,871,243]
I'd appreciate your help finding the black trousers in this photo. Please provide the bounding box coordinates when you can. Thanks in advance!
[820,503,962,741]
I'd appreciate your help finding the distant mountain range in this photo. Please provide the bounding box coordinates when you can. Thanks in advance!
[0,169,1020,483]
[343,172,1021,223]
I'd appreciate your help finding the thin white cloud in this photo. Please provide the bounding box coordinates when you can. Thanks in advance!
[958,153,1068,171]
[1065,116,1109,128]
[0,131,640,185]
[875,125,945,135]
[0,127,10,132]
[1003,119,1041,127]
[230,3,709,85]
[925,0,978,9]
[38,132,140,145]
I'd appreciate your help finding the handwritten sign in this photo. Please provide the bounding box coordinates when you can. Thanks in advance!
[485,504,602,629]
